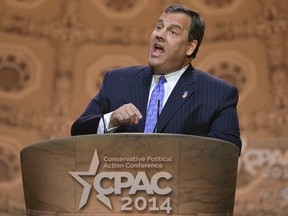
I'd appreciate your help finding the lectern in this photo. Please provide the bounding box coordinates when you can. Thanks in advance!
[20,134,239,216]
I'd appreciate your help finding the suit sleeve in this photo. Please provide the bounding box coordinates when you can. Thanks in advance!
[207,85,242,152]
[70,96,102,135]
[70,72,110,136]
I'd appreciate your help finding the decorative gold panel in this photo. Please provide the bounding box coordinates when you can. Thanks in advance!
[0,0,287,215]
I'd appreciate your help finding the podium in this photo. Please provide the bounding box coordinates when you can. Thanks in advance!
[20,134,239,216]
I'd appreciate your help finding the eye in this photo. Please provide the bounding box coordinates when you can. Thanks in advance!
[171,30,177,35]
[156,25,163,31]
[170,29,178,36]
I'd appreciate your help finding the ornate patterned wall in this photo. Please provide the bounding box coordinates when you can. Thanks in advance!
[0,0,287,215]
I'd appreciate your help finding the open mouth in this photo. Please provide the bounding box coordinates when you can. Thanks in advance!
[152,43,164,56]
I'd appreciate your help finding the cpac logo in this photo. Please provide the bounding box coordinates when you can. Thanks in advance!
[69,150,172,210]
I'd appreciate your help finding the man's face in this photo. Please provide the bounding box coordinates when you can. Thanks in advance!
[148,12,195,74]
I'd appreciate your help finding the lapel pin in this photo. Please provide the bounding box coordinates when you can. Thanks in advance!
[182,91,188,98]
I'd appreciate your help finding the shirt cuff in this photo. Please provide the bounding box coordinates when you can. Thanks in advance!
[97,112,118,134]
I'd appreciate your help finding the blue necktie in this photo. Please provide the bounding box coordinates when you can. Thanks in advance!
[144,76,166,133]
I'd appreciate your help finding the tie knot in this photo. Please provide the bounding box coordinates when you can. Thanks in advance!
[158,75,166,84]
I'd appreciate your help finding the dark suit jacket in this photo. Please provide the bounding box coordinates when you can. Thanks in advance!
[71,64,241,151]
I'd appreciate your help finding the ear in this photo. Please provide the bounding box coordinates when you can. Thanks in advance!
[186,40,198,56]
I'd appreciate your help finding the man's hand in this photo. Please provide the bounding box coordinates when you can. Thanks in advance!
[109,103,143,128]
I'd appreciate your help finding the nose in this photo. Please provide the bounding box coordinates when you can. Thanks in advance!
[155,29,165,41]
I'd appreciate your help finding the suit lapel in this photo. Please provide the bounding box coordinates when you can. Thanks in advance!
[157,66,197,132]
[131,66,153,131]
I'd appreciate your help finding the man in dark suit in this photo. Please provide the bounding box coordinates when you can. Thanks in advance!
[71,4,242,151]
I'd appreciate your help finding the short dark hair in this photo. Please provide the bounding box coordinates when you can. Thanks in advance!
[165,4,205,59]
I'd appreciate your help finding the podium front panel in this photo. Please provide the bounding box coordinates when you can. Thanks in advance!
[21,134,239,216]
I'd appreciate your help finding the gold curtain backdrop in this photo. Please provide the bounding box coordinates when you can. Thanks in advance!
[0,0,287,215]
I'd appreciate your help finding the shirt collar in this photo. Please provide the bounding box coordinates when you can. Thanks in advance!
[152,64,190,88]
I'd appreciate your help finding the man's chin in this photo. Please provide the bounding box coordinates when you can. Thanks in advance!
[148,61,159,70]
[148,63,165,74]
[148,58,163,68]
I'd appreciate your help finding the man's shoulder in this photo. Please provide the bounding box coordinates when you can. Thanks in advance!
[109,65,151,75]
[102,65,152,84]
[192,67,234,88]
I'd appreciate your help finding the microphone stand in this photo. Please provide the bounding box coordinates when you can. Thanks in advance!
[95,99,108,134]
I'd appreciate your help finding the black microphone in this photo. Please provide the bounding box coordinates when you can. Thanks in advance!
[95,99,108,134]
[153,100,160,133]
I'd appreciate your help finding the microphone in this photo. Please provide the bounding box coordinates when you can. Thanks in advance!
[95,99,108,134]
[153,100,160,133]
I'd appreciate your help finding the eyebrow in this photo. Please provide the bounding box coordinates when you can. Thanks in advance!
[157,18,182,30]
